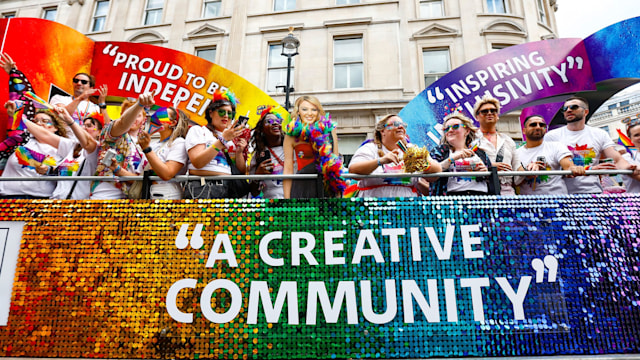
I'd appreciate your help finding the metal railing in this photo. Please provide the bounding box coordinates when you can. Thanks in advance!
[0,168,634,199]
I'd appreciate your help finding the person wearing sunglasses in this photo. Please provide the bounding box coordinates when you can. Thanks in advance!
[516,115,585,195]
[348,114,439,198]
[473,96,522,195]
[544,96,638,194]
[620,117,640,193]
[430,113,494,196]
[248,107,285,198]
[184,89,248,199]
[137,107,190,200]
[50,72,109,126]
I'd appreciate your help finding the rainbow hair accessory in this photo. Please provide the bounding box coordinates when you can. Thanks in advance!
[284,114,347,194]
[85,112,105,126]
[212,88,239,107]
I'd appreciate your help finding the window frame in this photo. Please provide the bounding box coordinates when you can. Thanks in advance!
[274,0,296,11]
[266,43,295,93]
[486,0,508,14]
[91,0,110,32]
[419,0,444,18]
[422,48,451,88]
[536,0,548,25]
[143,0,164,26]
[203,0,222,18]
[196,47,217,63]
[333,36,364,89]
[42,6,58,21]
[336,0,360,5]
[2,12,16,19]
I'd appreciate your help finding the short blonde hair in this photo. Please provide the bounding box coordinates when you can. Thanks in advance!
[441,112,478,148]
[473,95,501,116]
[291,95,325,123]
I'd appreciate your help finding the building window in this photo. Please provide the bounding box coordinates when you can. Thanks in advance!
[274,0,295,11]
[2,12,16,19]
[203,0,221,17]
[43,7,57,21]
[420,0,443,18]
[536,0,548,25]
[144,0,163,25]
[486,0,507,13]
[423,49,450,87]
[337,0,360,4]
[196,47,217,63]
[91,1,109,32]
[334,37,363,89]
[267,44,294,93]
[491,43,513,52]
[600,126,609,134]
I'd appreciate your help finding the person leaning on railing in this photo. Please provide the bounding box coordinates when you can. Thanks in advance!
[621,117,640,193]
[348,114,440,197]
[248,107,285,199]
[430,112,495,196]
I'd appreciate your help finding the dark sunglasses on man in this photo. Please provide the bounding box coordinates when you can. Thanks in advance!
[478,108,498,115]
[561,104,584,112]
[72,78,89,85]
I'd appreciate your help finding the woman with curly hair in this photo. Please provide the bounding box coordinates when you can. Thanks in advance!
[430,112,494,196]
[283,95,346,198]
[248,107,285,198]
[348,114,440,197]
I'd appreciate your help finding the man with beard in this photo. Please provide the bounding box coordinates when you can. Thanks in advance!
[517,115,585,195]
[545,96,636,194]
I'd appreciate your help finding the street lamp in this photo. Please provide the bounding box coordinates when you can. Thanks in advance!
[280,27,299,110]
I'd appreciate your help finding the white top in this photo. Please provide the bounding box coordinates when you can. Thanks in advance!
[185,126,237,174]
[476,131,520,195]
[249,146,285,199]
[447,154,489,194]
[623,151,640,193]
[51,140,99,200]
[545,125,615,194]
[349,142,418,198]
[516,141,572,195]
[0,137,74,198]
[50,94,100,124]
[150,137,188,194]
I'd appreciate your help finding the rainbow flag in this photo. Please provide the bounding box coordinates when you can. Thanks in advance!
[57,159,80,176]
[24,91,53,110]
[15,146,57,169]
[9,105,26,131]
[617,128,635,151]
[148,106,171,134]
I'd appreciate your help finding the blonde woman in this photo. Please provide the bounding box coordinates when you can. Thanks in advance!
[349,114,440,197]
[283,95,346,198]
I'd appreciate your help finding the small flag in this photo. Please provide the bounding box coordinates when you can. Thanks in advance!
[9,106,26,131]
[617,128,635,150]
[24,91,54,110]
[15,146,57,169]
[57,159,80,176]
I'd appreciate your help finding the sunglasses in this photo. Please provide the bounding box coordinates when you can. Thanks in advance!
[443,123,467,133]
[72,78,89,85]
[216,109,236,118]
[562,104,584,112]
[478,108,498,115]
[527,122,547,128]
[265,118,282,126]
[384,120,407,129]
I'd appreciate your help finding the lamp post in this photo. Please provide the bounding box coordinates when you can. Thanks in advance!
[280,28,299,110]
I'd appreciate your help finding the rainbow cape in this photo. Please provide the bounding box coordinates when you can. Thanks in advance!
[15,146,57,169]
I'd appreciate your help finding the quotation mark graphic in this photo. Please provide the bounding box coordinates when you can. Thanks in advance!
[427,87,445,104]
[102,44,120,56]
[175,223,204,250]
[565,56,584,70]
[531,255,558,283]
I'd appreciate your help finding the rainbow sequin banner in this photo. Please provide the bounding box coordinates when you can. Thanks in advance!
[0,195,640,359]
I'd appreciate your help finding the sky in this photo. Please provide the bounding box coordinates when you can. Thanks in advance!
[555,0,640,38]
[554,0,640,98]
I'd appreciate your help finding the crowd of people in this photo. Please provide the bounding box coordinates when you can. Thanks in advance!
[0,52,639,200]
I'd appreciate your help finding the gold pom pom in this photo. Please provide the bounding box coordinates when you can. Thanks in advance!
[404,146,431,173]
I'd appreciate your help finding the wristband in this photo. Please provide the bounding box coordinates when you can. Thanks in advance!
[98,103,107,109]
[137,102,145,108]
[143,147,152,154]
[212,146,221,152]
[114,165,122,175]
[376,159,382,167]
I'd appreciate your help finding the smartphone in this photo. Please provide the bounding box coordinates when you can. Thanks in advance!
[256,150,271,165]
[236,115,249,128]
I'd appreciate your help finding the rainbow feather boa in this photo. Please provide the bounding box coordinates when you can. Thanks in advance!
[284,115,347,195]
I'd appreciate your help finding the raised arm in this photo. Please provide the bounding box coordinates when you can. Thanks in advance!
[54,106,97,153]
[109,93,155,138]
[138,131,184,181]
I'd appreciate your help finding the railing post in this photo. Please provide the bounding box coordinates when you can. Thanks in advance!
[489,166,501,195]
[141,170,152,199]
[316,173,325,198]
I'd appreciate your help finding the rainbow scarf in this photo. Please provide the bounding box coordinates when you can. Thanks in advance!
[284,115,346,195]
[15,146,57,169]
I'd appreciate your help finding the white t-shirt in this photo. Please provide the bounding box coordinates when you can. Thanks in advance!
[149,137,188,197]
[51,147,98,200]
[0,137,74,198]
[446,154,489,194]
[249,146,285,199]
[349,142,418,198]
[516,141,572,195]
[623,152,640,193]
[545,125,615,194]
[476,131,521,195]
[185,126,237,174]
[50,94,100,124]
